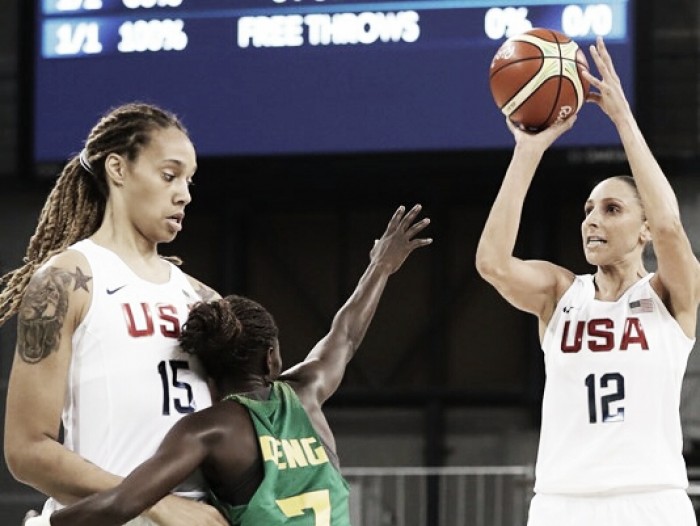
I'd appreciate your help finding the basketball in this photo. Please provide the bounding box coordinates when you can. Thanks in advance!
[489,28,590,132]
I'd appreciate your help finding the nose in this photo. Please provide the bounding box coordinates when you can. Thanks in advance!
[583,208,600,228]
[175,179,192,206]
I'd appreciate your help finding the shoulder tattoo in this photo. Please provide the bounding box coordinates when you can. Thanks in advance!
[17,266,92,363]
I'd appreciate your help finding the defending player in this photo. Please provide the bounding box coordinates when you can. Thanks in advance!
[476,37,699,525]
[24,204,432,526]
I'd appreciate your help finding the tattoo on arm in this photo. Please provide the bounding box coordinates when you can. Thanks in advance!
[17,266,91,364]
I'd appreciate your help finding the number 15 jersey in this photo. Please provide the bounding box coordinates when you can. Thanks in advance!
[43,239,212,515]
[535,274,693,495]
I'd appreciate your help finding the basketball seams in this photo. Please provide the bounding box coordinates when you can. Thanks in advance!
[499,57,561,118]
[488,27,590,131]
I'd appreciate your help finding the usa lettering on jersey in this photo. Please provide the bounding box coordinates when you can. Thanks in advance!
[122,302,181,338]
[561,317,649,352]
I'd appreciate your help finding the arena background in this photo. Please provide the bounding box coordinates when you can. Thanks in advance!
[0,0,698,523]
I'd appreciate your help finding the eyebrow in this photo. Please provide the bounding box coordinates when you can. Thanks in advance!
[162,159,198,173]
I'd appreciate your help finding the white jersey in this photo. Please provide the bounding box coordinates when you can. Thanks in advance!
[43,239,212,516]
[535,274,693,495]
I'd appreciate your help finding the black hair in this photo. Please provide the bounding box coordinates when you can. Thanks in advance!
[179,295,279,381]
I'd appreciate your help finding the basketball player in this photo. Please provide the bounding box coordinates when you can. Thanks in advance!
[476,37,699,525]
[2,103,227,525]
[22,204,432,526]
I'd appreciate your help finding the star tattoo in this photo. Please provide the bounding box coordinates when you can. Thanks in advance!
[70,266,92,292]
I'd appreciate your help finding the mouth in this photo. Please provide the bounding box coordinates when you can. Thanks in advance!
[166,212,184,232]
[585,236,607,248]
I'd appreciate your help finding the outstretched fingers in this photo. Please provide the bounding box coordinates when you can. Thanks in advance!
[398,203,424,231]
[406,216,431,240]
[384,205,407,235]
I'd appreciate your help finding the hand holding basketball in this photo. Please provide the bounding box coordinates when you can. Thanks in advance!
[507,114,577,151]
[489,28,590,132]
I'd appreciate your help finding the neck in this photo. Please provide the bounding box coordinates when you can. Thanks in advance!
[593,266,648,300]
[216,377,271,401]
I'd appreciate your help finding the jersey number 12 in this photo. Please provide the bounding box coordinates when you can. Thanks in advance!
[585,372,625,423]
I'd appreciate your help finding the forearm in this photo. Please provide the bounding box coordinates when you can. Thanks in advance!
[476,145,541,270]
[48,489,137,526]
[615,113,680,223]
[6,437,122,505]
[332,261,392,356]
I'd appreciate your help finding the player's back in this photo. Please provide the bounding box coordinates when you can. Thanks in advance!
[211,381,351,525]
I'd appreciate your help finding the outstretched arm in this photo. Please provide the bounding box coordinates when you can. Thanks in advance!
[26,413,227,526]
[475,119,576,326]
[584,37,700,334]
[282,204,432,405]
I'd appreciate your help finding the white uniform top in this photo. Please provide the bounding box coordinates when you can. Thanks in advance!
[43,239,212,515]
[535,274,693,495]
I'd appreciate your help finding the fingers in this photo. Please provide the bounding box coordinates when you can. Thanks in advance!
[589,37,620,85]
[384,205,406,234]
[410,237,433,249]
[581,68,602,91]
[399,203,425,230]
[406,217,431,239]
[594,36,620,81]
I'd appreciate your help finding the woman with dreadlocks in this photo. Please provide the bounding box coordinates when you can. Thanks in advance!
[24,204,432,526]
[2,103,227,526]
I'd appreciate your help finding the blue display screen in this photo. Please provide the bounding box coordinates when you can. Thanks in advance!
[33,0,634,163]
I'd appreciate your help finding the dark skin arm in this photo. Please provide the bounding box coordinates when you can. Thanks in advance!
[43,404,248,526]
[281,204,432,445]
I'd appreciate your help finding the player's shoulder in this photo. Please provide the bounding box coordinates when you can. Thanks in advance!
[40,247,91,274]
[29,248,92,293]
[176,400,251,441]
[22,249,93,324]
[184,274,221,302]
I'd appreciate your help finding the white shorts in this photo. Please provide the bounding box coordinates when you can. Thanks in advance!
[527,489,697,526]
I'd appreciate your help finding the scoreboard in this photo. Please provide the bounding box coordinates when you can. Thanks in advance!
[32,0,634,164]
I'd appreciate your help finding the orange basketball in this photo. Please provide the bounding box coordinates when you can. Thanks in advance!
[489,28,590,132]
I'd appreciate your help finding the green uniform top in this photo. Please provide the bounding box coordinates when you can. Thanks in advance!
[210,381,351,526]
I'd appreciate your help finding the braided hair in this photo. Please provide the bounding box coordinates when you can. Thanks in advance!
[179,295,279,383]
[0,103,188,326]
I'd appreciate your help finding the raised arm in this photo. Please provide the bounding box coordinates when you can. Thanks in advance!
[283,204,432,405]
[475,119,576,327]
[584,37,700,333]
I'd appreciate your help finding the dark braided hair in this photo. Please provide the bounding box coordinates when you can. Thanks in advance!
[0,103,188,326]
[179,295,279,382]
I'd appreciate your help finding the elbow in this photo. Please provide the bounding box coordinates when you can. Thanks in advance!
[5,439,38,485]
[4,431,59,488]
[475,250,505,284]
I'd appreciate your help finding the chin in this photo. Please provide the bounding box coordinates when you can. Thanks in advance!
[583,251,600,266]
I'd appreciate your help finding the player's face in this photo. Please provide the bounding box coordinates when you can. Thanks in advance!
[581,178,646,266]
[122,126,197,244]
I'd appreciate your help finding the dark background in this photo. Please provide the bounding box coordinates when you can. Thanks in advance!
[0,0,698,523]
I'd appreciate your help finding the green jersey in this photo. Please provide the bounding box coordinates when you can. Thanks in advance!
[210,382,351,526]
